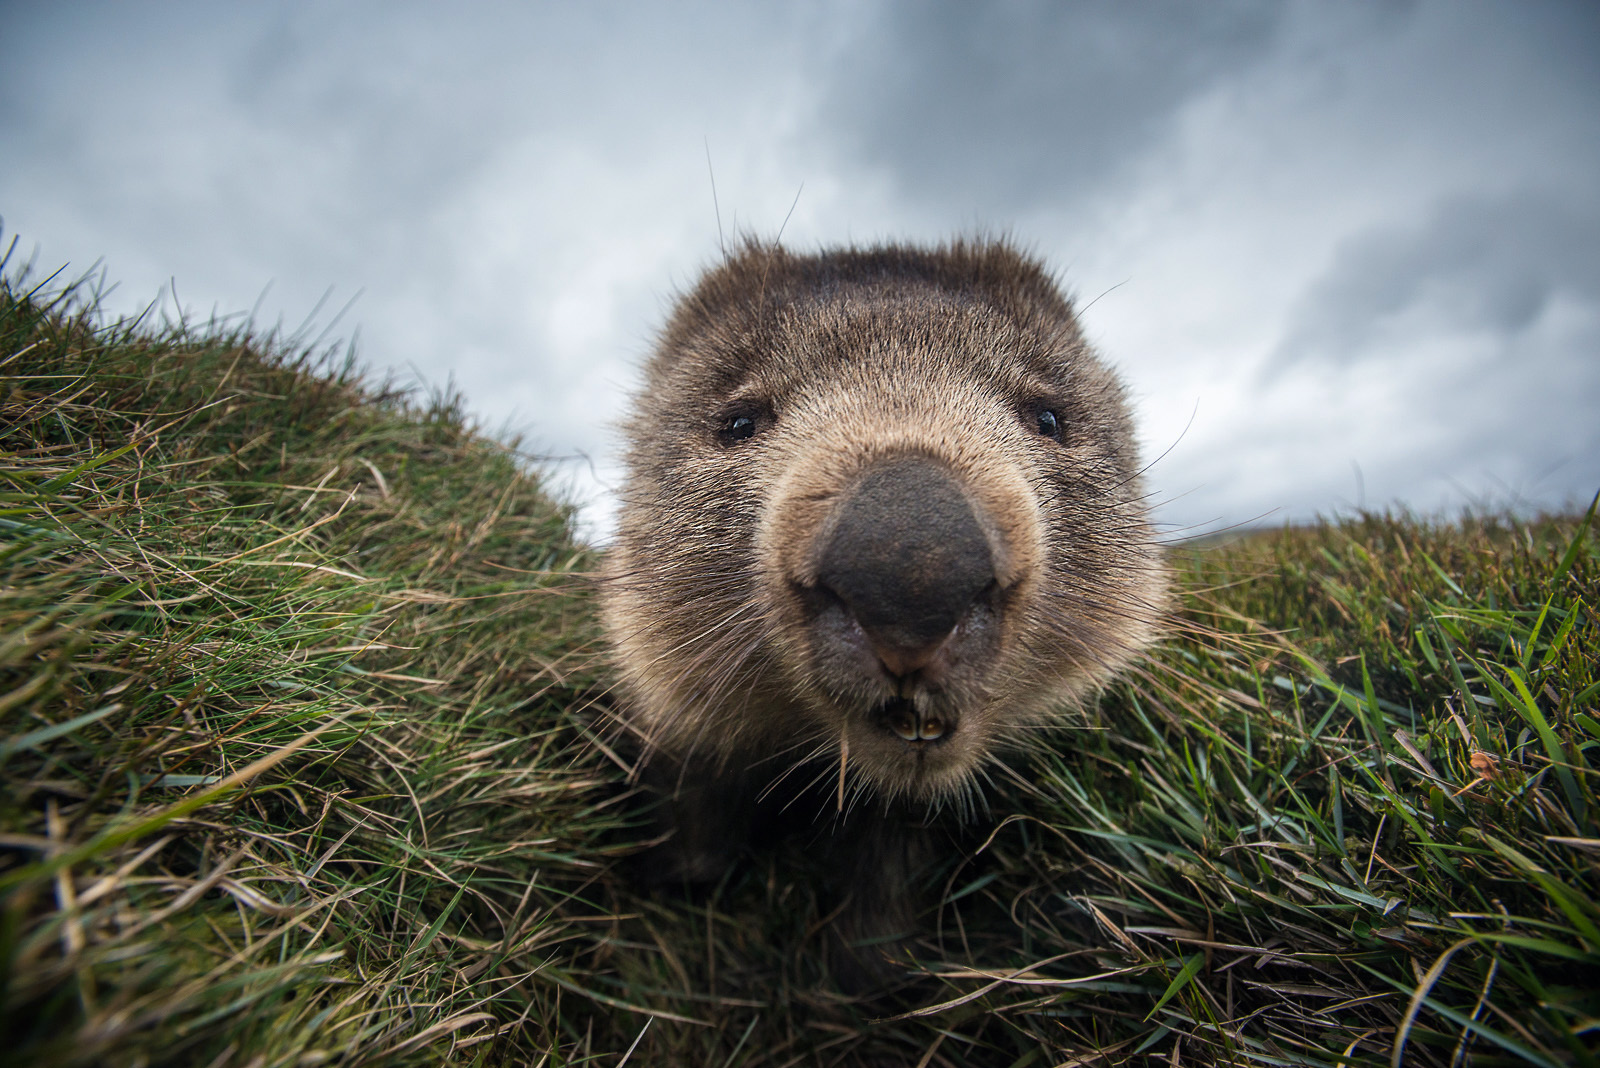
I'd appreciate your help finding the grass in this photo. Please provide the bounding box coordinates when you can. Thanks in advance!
[1,248,1595,1067]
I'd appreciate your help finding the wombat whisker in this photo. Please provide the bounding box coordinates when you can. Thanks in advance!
[673,656,769,764]
[776,758,850,816]
[658,629,761,704]
[619,601,760,676]
[754,737,839,804]
[763,731,835,766]
[955,772,987,822]
[840,777,879,822]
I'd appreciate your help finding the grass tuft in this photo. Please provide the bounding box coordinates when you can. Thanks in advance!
[2,247,1595,1066]
[0,249,617,1066]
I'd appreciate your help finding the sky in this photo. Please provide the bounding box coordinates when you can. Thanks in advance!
[3,0,1597,542]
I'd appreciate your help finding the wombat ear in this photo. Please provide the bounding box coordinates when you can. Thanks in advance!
[661,239,794,353]
[949,240,1082,330]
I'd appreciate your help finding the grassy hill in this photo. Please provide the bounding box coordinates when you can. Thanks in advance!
[1,258,1596,1067]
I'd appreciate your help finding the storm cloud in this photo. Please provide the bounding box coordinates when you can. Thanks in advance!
[822,0,1286,210]
[1276,193,1600,367]
[2,0,1596,539]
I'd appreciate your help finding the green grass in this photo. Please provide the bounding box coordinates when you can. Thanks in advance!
[1,251,1595,1067]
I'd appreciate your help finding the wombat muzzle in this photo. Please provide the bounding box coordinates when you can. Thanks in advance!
[813,456,997,685]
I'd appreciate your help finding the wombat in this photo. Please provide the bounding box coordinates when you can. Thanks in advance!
[601,238,1167,986]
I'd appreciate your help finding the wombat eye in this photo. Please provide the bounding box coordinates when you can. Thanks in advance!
[1035,409,1061,438]
[718,415,759,446]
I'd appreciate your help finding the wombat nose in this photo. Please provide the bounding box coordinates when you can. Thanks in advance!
[815,457,996,677]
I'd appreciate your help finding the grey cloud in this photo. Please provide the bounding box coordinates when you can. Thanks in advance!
[820,0,1288,209]
[1242,188,1600,519]
[5,0,1598,538]
[1273,192,1600,367]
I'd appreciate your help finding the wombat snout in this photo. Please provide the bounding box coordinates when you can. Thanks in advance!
[807,457,998,697]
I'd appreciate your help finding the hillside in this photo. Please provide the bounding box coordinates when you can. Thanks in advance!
[1,260,1596,1067]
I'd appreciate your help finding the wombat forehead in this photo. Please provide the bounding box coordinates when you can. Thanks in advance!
[658,297,1073,410]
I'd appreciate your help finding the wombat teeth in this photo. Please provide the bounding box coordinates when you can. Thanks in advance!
[888,701,919,741]
[877,698,948,743]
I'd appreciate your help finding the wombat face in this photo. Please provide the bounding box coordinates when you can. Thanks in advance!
[603,241,1166,809]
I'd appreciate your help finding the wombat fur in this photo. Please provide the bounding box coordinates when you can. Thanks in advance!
[602,238,1167,988]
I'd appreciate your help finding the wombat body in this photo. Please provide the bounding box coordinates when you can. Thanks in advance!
[602,239,1166,984]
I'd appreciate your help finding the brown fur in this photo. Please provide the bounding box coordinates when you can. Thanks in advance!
[601,238,1167,985]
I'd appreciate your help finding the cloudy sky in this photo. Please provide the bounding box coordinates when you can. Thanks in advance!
[4,0,1597,541]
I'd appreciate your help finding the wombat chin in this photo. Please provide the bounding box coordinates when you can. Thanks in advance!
[601,237,1168,988]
